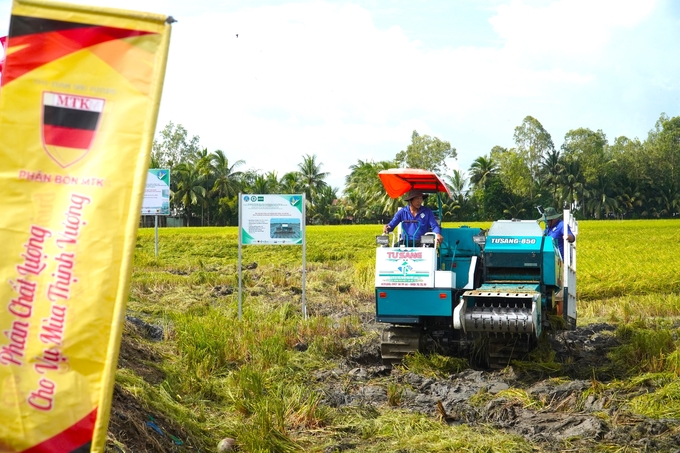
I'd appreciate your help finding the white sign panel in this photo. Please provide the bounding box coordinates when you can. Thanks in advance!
[240,194,304,245]
[142,168,170,215]
[375,247,437,287]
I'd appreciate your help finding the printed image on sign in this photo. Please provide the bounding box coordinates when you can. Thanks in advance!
[375,247,437,288]
[142,169,170,215]
[240,194,303,245]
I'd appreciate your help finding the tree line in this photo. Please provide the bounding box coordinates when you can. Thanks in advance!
[150,113,680,226]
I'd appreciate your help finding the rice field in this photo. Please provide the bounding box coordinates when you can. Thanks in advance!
[120,218,680,452]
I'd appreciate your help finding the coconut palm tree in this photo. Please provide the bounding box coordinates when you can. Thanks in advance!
[469,156,498,190]
[586,174,618,219]
[541,149,564,204]
[297,154,328,207]
[251,174,274,194]
[211,150,244,200]
[443,169,469,220]
[194,148,213,177]
[655,185,680,218]
[501,193,527,219]
[559,159,585,214]
[345,159,400,220]
[279,171,301,194]
[445,169,468,196]
[173,163,207,225]
[343,189,369,223]
[310,185,339,224]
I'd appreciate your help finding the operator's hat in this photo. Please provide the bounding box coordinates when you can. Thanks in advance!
[539,207,562,221]
[403,190,425,201]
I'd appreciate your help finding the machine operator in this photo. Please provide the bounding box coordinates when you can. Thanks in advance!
[540,207,575,259]
[382,190,443,246]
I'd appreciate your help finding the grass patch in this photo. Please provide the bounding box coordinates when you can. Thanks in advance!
[325,409,534,453]
[400,351,469,378]
[608,321,680,374]
[629,379,680,419]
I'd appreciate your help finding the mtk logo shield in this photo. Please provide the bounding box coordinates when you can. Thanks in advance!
[42,91,104,167]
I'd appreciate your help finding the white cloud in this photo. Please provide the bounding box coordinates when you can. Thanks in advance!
[159,2,441,185]
[490,0,657,59]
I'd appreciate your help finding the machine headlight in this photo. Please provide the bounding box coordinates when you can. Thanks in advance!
[473,234,486,250]
[376,235,389,247]
[420,235,435,247]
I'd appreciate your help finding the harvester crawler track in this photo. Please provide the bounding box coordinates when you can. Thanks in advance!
[381,326,422,366]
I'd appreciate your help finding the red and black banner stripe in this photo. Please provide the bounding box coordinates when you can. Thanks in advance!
[21,409,96,453]
[3,15,154,85]
[43,104,100,149]
[10,15,93,37]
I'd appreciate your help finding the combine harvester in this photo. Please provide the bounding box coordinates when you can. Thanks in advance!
[375,169,577,368]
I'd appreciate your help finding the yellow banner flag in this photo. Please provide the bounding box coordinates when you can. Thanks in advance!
[0,1,171,451]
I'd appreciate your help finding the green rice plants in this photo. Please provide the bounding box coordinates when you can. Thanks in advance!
[512,333,562,375]
[189,269,219,285]
[663,349,680,375]
[369,410,441,440]
[225,364,268,416]
[115,369,215,447]
[578,220,679,301]
[253,332,291,369]
[585,375,606,394]
[352,259,375,293]
[270,267,292,287]
[496,388,544,410]
[467,387,492,407]
[629,379,680,419]
[115,367,147,391]
[608,322,678,374]
[580,294,680,325]
[620,372,676,394]
[173,310,244,377]
[469,387,543,411]
[235,406,303,453]
[351,411,534,453]
[309,334,347,358]
[283,385,333,430]
[401,351,468,378]
[221,365,335,452]
[387,382,404,407]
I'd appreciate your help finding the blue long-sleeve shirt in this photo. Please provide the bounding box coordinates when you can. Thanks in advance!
[545,220,574,259]
[386,205,441,244]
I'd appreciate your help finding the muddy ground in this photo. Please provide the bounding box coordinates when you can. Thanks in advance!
[108,315,680,453]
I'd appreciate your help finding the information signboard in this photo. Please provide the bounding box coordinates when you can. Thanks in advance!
[141,168,170,215]
[238,193,306,319]
[240,194,304,245]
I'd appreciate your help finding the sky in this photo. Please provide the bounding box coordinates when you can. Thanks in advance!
[1,0,679,191]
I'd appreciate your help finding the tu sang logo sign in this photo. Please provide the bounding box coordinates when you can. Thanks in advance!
[42,91,105,168]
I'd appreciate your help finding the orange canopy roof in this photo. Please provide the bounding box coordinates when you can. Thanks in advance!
[378,168,452,200]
